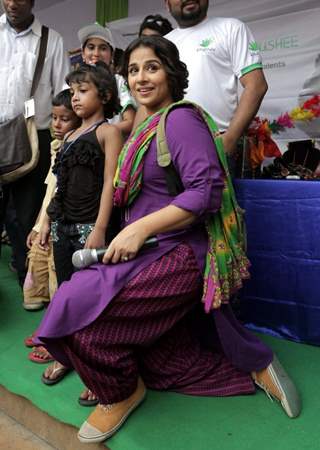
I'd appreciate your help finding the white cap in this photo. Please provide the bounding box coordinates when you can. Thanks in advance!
[78,23,114,50]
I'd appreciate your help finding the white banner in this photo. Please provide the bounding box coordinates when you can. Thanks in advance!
[249,8,320,139]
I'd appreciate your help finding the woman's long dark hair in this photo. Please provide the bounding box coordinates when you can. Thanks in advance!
[121,36,188,102]
[66,61,121,119]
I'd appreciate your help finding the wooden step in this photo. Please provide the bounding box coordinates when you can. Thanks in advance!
[0,410,56,450]
[0,385,108,450]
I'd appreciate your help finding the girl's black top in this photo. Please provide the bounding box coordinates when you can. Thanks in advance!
[47,127,105,223]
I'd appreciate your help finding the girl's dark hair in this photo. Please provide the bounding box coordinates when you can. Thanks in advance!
[52,88,73,110]
[65,61,121,119]
[139,14,173,37]
[121,36,188,102]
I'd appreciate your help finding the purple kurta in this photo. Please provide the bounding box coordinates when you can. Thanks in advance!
[36,108,272,372]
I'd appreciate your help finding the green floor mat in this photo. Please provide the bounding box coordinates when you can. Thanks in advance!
[0,244,319,450]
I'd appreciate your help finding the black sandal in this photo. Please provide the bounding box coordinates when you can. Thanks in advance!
[78,389,99,406]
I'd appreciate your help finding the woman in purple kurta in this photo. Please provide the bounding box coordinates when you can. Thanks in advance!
[36,36,300,444]
[37,106,272,371]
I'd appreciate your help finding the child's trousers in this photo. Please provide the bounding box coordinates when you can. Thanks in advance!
[23,239,57,307]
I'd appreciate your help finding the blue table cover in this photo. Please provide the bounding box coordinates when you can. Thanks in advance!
[234,179,320,345]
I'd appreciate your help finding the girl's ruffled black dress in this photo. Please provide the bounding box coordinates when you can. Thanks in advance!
[47,128,105,224]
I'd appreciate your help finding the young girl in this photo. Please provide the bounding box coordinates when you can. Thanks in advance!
[40,62,123,404]
[78,23,136,137]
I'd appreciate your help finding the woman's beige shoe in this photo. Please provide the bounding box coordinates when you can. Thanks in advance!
[252,355,301,418]
[23,301,44,311]
[78,377,146,443]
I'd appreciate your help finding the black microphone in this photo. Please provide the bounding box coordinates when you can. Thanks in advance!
[72,237,158,269]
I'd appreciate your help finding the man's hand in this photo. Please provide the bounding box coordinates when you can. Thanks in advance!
[223,69,268,155]
[220,131,238,155]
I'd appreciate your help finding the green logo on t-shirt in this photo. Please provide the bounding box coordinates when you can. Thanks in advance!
[200,37,214,48]
[249,41,259,52]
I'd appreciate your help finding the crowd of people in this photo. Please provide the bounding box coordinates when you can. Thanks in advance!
[0,0,301,445]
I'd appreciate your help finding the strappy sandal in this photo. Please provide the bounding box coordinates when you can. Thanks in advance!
[1,230,10,245]
[41,361,71,385]
[24,332,36,348]
[79,388,99,407]
[28,346,55,364]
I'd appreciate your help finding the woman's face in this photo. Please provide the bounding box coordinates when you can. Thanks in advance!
[128,45,173,115]
[82,37,112,66]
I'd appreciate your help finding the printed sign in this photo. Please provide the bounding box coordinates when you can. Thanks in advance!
[249,8,320,139]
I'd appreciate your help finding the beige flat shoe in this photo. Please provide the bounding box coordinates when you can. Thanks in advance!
[23,301,44,311]
[252,355,301,418]
[78,377,146,443]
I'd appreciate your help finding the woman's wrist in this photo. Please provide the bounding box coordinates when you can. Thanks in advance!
[127,221,150,242]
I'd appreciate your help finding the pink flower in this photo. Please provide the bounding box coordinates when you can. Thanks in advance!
[277,112,294,128]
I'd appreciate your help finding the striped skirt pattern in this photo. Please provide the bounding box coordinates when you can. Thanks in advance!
[63,243,254,404]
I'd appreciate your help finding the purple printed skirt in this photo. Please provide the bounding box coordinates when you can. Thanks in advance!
[54,243,255,404]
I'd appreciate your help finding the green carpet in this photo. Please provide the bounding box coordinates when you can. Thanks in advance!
[0,244,319,450]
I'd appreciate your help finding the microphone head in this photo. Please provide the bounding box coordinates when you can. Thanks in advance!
[72,249,95,269]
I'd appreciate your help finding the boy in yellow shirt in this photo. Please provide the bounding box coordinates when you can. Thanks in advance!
[23,89,80,363]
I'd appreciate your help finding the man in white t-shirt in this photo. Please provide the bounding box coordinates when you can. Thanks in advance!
[165,0,268,155]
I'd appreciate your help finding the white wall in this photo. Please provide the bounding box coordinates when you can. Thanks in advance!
[35,0,95,51]
[128,0,167,17]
